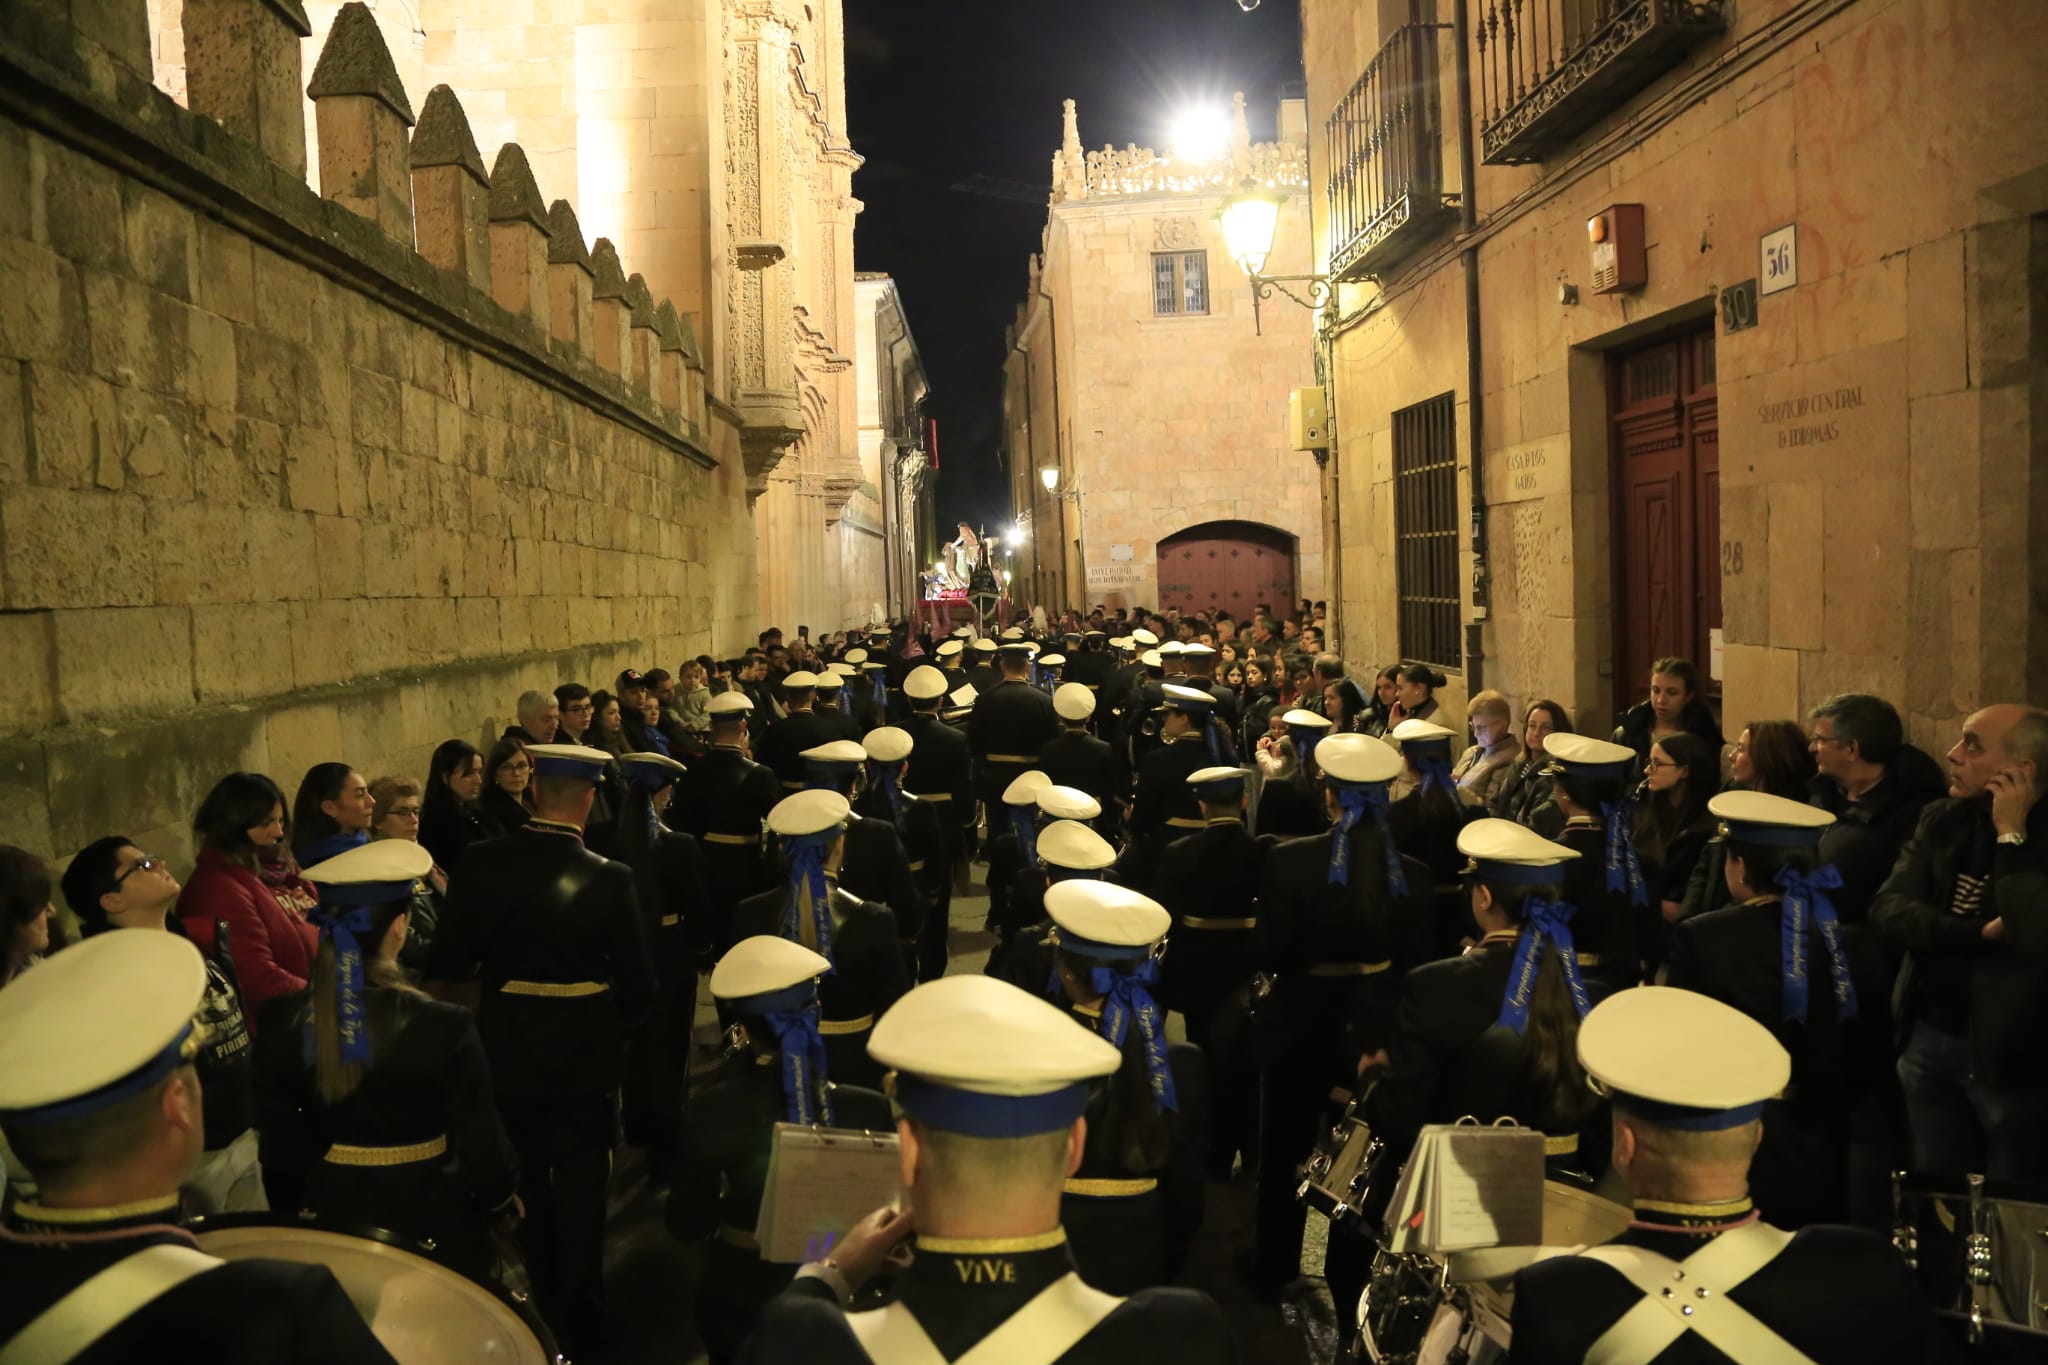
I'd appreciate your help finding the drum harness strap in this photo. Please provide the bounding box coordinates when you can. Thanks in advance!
[0,1243,223,1365]
[845,1272,1123,1365]
[1578,1220,1816,1365]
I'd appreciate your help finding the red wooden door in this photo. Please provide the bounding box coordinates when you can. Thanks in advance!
[1611,327,1720,710]
[1155,521,1296,619]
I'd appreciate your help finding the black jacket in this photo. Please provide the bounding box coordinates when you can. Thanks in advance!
[669,744,780,921]
[1038,728,1126,830]
[728,880,910,1089]
[833,813,928,945]
[426,820,655,1097]
[1610,699,1725,783]
[1152,819,1273,1018]
[1487,754,1563,835]
[1807,746,1947,923]
[753,710,840,791]
[901,711,973,844]
[968,678,1060,798]
[1871,795,2048,1079]
[419,792,502,872]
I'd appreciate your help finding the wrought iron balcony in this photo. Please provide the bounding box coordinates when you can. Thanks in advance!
[1476,0,1726,166]
[1326,24,1458,282]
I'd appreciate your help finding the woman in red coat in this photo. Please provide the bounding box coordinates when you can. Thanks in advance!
[177,771,321,1030]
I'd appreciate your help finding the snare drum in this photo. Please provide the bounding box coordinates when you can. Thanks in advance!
[1893,1171,2048,1355]
[1297,1095,1393,1225]
[189,1213,560,1364]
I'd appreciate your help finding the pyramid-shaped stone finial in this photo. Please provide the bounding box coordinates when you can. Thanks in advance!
[488,144,549,229]
[652,300,687,421]
[544,199,595,355]
[410,85,490,289]
[488,145,551,329]
[410,85,487,180]
[624,273,660,398]
[588,239,631,376]
[307,2,414,123]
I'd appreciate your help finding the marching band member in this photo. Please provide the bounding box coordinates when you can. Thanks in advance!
[1044,880,1207,1293]
[727,791,909,1090]
[855,725,951,979]
[671,691,781,952]
[1508,987,1938,1363]
[257,839,519,1276]
[670,936,890,1365]
[739,976,1237,1364]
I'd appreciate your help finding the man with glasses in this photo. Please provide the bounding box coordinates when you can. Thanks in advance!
[61,838,265,1213]
[1806,693,1947,923]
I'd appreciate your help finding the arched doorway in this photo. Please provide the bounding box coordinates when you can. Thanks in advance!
[1155,521,1297,618]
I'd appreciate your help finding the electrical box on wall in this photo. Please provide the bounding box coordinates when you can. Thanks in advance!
[1588,204,1646,294]
[1289,386,1329,450]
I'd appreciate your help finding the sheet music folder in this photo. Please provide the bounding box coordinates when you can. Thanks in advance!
[753,1122,906,1263]
[1380,1120,1545,1254]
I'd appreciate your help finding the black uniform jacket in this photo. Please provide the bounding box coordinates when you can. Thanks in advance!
[728,879,911,1089]
[253,989,518,1269]
[1060,1011,1209,1295]
[901,711,974,855]
[1253,832,1433,1067]
[1130,736,1213,841]
[0,1200,398,1364]
[853,787,949,908]
[754,709,840,790]
[1039,728,1126,827]
[670,744,780,918]
[736,1234,1236,1365]
[1363,937,1610,1168]
[427,820,655,1097]
[832,814,928,946]
[1665,895,1893,1227]
[1508,1206,1942,1364]
[968,678,1060,795]
[1152,818,1273,1017]
[1555,816,1640,987]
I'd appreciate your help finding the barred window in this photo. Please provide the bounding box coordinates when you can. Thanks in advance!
[1151,251,1208,316]
[1392,392,1461,670]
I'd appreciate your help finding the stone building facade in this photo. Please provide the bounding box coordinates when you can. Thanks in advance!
[852,273,934,625]
[141,0,890,638]
[1003,95,1324,620]
[0,0,750,864]
[1300,0,2048,746]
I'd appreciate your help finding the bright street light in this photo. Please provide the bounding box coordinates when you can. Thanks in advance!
[1039,466,1059,492]
[1169,106,1230,164]
[1219,190,1281,277]
[1007,525,1024,548]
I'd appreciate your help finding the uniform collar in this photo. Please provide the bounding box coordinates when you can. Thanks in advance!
[1630,1195,1757,1234]
[6,1193,185,1235]
[1564,815,1603,830]
[904,1228,1076,1297]
[526,817,585,841]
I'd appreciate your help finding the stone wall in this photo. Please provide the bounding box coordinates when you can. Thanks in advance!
[0,0,757,866]
[1304,0,2048,746]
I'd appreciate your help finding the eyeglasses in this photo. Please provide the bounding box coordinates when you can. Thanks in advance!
[386,805,422,820]
[113,854,165,887]
[1644,757,1679,772]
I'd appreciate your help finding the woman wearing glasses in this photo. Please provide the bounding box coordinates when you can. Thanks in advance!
[368,774,444,975]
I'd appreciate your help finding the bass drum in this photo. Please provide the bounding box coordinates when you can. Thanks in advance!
[190,1213,560,1364]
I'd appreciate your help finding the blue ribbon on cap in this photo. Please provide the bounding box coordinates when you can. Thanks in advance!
[751,981,834,1125]
[1290,724,1322,771]
[838,686,852,716]
[869,762,906,833]
[1406,741,1457,801]
[307,905,375,1066]
[781,830,838,962]
[1046,936,1177,1113]
[1603,797,1649,908]
[1495,896,1592,1034]
[1010,805,1038,867]
[1327,784,1408,895]
[1204,715,1222,762]
[1776,863,1857,1025]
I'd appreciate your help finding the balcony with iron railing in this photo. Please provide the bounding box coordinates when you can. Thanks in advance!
[1326,23,1459,282]
[1476,0,1727,166]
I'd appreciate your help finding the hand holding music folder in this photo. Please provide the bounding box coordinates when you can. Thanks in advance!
[754,1123,907,1264]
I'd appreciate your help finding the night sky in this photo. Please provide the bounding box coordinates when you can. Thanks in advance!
[845,0,1305,533]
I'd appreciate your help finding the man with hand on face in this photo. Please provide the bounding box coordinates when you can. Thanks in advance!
[1873,704,2048,1182]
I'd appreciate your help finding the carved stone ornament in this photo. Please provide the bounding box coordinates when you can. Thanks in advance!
[1154,216,1202,251]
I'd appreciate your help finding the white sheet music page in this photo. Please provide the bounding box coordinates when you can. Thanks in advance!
[755,1124,906,1263]
[1423,1127,1545,1252]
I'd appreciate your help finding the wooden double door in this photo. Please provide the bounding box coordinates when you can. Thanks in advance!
[1154,521,1297,620]
[1611,326,1720,711]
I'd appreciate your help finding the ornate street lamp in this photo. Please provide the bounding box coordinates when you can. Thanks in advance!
[1219,186,1330,336]
[1039,465,1060,493]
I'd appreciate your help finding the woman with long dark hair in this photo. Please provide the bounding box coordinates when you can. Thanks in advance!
[1489,699,1573,834]
[1322,676,1370,734]
[1362,665,1401,737]
[1631,731,1719,974]
[1389,718,1478,957]
[419,739,499,872]
[480,737,534,833]
[255,839,518,1275]
[1,845,62,987]
[290,762,375,867]
[177,772,321,1025]
[1240,657,1281,752]
[1046,881,1206,1295]
[1362,819,1606,1179]
[1387,663,1446,728]
[1677,720,1820,922]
